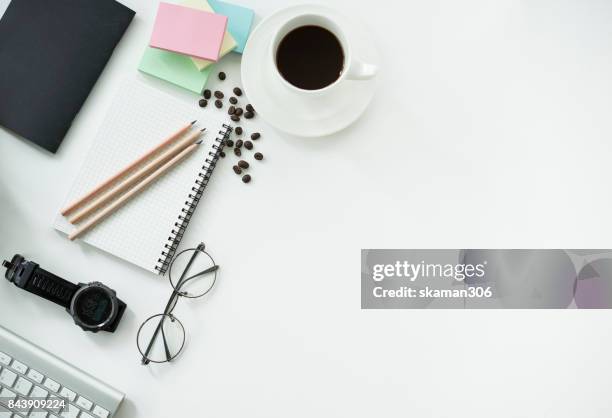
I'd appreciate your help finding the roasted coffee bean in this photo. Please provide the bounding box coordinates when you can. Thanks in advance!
[246,103,255,112]
[244,140,253,150]
[238,160,249,169]
[215,99,223,108]
[220,151,226,158]
[198,99,208,107]
[251,132,261,140]
[234,107,243,116]
[235,139,243,148]
[231,115,240,122]
[254,152,263,160]
[228,105,236,115]
[233,165,242,175]
[233,87,242,96]
[229,96,238,105]
[218,71,226,80]
[225,139,234,147]
[242,174,251,183]
[203,89,211,99]
[234,147,241,157]
[214,91,224,99]
[244,111,254,119]
[235,127,243,135]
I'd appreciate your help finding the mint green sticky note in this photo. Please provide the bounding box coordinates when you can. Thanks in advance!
[138,47,213,94]
[208,0,254,54]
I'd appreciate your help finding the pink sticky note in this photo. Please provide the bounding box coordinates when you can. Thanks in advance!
[150,2,228,61]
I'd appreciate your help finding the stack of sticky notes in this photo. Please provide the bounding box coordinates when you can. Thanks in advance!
[139,0,254,94]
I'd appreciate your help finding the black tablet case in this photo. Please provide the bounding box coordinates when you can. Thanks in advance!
[0,0,135,153]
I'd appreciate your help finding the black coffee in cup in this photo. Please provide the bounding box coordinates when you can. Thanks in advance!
[276,25,344,90]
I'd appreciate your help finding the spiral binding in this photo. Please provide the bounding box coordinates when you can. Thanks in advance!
[154,123,232,275]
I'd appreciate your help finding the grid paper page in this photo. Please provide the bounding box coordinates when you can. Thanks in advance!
[54,79,227,274]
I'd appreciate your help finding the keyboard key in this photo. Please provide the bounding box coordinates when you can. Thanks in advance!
[58,388,76,403]
[0,352,11,366]
[0,388,16,402]
[30,385,48,399]
[75,396,93,411]
[60,403,79,418]
[0,369,17,387]
[47,394,61,405]
[29,412,48,418]
[92,405,110,418]
[14,377,32,396]
[16,396,31,413]
[81,413,94,418]
[42,378,60,393]
[0,403,13,418]
[27,369,44,384]
[9,360,27,375]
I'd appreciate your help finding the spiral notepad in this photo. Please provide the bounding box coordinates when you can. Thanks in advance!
[54,79,231,274]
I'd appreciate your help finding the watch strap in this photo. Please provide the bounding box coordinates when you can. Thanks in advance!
[24,266,78,309]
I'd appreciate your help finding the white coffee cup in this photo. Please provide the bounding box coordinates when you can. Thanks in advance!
[269,13,378,97]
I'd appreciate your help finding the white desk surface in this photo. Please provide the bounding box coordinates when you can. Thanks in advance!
[1,0,612,417]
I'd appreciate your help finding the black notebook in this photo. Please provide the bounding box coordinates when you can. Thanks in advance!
[0,0,135,153]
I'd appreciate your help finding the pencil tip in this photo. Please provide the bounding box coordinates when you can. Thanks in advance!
[191,120,197,125]
[195,139,203,145]
[200,128,206,132]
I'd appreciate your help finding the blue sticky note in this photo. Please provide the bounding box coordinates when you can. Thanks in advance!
[208,0,254,54]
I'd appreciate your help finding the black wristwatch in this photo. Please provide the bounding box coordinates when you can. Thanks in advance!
[2,254,126,333]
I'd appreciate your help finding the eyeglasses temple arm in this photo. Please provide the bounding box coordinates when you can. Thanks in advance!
[161,322,172,362]
[178,265,219,290]
[140,290,182,365]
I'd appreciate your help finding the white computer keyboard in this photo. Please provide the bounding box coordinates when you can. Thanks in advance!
[0,326,123,418]
[0,350,110,418]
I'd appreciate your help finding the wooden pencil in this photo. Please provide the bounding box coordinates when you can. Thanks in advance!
[68,128,205,224]
[61,121,196,217]
[68,141,202,241]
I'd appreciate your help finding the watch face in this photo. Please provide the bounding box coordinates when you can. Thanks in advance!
[73,286,114,327]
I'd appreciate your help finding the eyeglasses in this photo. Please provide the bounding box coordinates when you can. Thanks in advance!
[137,243,218,364]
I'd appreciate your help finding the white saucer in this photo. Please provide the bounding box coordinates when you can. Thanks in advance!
[241,4,379,138]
